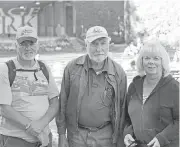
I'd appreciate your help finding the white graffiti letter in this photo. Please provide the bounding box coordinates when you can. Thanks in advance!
[25,7,40,26]
[0,8,6,16]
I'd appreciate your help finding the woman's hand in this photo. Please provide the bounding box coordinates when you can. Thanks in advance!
[147,137,160,147]
[124,134,136,147]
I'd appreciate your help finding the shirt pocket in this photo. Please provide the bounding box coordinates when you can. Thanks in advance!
[103,84,114,107]
[0,135,10,147]
[140,128,160,143]
[159,105,173,125]
[69,73,81,84]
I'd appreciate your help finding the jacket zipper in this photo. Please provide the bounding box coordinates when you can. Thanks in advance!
[76,107,80,131]
[76,91,85,131]
[106,75,117,140]
[76,69,92,131]
[141,95,148,135]
[141,103,144,134]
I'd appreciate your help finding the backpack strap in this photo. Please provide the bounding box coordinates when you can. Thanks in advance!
[37,60,49,83]
[5,60,16,87]
[5,60,49,87]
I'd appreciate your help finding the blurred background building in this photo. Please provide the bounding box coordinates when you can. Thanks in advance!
[0,1,125,44]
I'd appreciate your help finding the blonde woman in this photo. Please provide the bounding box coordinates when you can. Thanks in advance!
[124,39,179,147]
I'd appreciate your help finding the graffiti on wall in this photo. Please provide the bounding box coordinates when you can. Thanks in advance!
[0,7,40,35]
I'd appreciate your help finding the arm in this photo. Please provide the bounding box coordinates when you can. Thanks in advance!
[123,82,135,138]
[155,81,179,146]
[0,64,31,130]
[56,67,70,146]
[119,70,128,133]
[0,104,31,129]
[122,82,137,147]
[34,96,59,127]
[42,65,60,125]
[27,65,59,136]
[27,97,59,145]
[29,97,59,145]
[55,65,70,147]
[56,65,70,135]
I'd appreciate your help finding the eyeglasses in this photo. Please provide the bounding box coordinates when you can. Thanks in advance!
[90,38,109,47]
[18,41,37,49]
[143,56,161,61]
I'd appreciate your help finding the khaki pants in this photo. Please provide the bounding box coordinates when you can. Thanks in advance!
[67,124,116,147]
[0,133,52,147]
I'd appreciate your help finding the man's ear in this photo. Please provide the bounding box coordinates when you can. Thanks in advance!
[15,41,18,48]
[84,40,88,47]
[108,37,111,43]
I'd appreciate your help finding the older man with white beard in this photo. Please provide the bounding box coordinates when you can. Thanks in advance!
[56,26,127,147]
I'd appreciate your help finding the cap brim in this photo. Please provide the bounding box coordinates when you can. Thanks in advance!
[17,37,37,44]
[86,35,109,43]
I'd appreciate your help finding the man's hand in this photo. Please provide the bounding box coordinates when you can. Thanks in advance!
[147,137,160,147]
[59,134,69,147]
[26,120,46,137]
[124,134,136,147]
[38,129,49,147]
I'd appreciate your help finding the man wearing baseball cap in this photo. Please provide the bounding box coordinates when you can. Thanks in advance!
[0,26,59,147]
[56,26,127,147]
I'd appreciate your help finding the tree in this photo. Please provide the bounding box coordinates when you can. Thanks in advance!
[124,0,180,50]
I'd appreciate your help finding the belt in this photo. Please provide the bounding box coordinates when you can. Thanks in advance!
[78,121,111,132]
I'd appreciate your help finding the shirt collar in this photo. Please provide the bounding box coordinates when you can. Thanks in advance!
[15,57,38,69]
[76,54,115,75]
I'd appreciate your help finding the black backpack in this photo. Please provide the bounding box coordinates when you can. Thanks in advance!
[5,60,49,87]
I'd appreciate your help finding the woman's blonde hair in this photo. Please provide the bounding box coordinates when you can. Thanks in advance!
[136,39,170,77]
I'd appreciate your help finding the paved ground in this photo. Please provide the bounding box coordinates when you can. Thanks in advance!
[0,53,179,147]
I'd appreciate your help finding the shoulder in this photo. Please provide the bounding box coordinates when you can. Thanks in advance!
[169,77,179,88]
[0,63,9,72]
[37,60,50,71]
[64,55,86,72]
[109,58,126,76]
[37,60,52,82]
[160,75,179,105]
[0,63,9,80]
[127,82,135,94]
[37,60,48,67]
[132,75,142,82]
[128,75,142,92]
[163,75,179,91]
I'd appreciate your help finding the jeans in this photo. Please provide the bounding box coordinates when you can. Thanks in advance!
[0,133,52,147]
[67,124,116,147]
